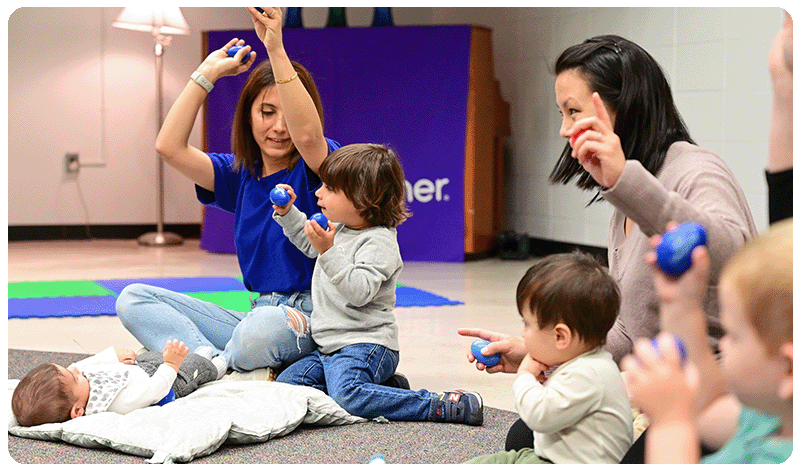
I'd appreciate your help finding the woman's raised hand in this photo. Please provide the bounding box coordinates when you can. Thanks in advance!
[568,92,626,189]
[197,38,255,83]
[248,7,284,55]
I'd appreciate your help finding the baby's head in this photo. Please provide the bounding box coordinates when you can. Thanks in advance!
[516,251,620,366]
[12,363,90,427]
[718,219,792,412]
[317,143,410,228]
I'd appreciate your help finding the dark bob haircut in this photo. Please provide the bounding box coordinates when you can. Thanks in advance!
[549,35,695,204]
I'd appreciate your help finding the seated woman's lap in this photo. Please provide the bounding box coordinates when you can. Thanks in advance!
[116,283,316,371]
[224,303,316,371]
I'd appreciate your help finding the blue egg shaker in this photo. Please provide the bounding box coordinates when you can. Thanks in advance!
[471,340,500,367]
[656,222,707,276]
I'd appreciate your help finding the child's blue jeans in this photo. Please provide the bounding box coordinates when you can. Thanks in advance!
[276,343,437,421]
[116,283,316,372]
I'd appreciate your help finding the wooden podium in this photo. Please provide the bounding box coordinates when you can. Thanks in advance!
[464,27,510,255]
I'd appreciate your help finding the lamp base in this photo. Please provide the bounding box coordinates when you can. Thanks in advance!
[137,231,184,246]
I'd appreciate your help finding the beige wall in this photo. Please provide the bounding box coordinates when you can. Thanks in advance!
[7,7,781,247]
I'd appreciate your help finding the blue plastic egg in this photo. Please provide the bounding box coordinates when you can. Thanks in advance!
[155,388,175,406]
[227,45,251,63]
[269,186,290,206]
[471,340,500,367]
[651,335,688,364]
[656,222,707,276]
[310,212,328,229]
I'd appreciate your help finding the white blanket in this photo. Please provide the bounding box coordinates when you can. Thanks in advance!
[8,379,366,463]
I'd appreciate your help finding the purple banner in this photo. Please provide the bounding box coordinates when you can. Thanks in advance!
[205,26,471,262]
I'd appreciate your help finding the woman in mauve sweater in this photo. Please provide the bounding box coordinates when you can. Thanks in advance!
[550,35,757,363]
[460,34,757,460]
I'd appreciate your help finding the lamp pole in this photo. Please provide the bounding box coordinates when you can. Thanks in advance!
[137,33,183,246]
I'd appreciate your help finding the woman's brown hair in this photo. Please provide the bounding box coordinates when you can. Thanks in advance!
[230,60,324,176]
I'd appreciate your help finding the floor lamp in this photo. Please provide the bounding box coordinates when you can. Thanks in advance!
[113,7,190,246]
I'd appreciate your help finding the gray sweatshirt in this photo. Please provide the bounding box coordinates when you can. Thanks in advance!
[274,206,402,354]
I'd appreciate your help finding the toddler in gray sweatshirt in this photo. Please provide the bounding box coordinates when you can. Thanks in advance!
[272,143,483,426]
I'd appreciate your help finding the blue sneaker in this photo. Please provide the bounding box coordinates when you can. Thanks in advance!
[431,390,483,426]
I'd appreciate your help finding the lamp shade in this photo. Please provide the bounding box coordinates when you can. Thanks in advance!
[112,7,190,35]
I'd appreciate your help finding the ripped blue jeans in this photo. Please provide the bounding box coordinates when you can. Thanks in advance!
[116,284,316,372]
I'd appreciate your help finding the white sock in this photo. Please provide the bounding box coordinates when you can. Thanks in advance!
[211,356,228,380]
[194,346,214,360]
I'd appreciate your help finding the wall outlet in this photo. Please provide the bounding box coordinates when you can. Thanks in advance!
[65,153,79,174]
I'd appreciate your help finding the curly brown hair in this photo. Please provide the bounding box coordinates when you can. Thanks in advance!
[318,143,411,228]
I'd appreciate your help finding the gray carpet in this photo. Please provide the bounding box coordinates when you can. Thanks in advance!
[7,349,519,464]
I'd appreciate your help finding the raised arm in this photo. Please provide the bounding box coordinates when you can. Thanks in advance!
[248,7,329,173]
[768,11,792,174]
[155,38,255,191]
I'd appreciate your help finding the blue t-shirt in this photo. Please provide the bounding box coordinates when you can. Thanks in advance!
[196,138,341,293]
[702,407,792,464]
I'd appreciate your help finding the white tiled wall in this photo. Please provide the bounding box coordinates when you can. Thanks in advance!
[6,7,783,242]
[430,7,783,248]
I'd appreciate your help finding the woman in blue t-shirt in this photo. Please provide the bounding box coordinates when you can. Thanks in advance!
[116,7,338,375]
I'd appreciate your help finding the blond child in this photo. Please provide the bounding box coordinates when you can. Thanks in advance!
[271,143,483,425]
[466,252,634,463]
[622,218,793,463]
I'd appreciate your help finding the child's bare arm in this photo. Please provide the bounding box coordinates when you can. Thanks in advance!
[162,339,189,372]
[640,228,740,453]
[622,334,701,463]
[647,231,732,417]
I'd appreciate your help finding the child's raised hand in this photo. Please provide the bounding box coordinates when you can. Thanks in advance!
[115,348,137,365]
[621,333,699,424]
[646,222,711,339]
[304,218,335,254]
[162,339,189,372]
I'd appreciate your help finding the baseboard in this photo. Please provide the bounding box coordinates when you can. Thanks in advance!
[8,226,608,267]
[8,224,202,241]
[528,237,608,266]
[481,233,608,266]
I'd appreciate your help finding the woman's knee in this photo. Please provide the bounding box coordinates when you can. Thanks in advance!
[226,307,313,370]
[235,308,304,345]
[115,283,151,322]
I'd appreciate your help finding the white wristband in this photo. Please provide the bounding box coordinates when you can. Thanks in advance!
[190,71,214,94]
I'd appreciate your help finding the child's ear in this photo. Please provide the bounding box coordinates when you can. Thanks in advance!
[553,323,572,350]
[777,342,793,400]
[70,404,85,419]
